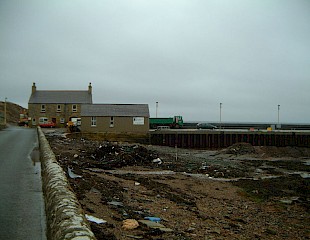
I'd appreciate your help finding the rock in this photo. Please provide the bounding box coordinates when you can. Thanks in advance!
[235,218,247,224]
[122,219,139,230]
[209,227,221,234]
[138,220,173,232]
[265,228,277,235]
[224,142,256,155]
[186,227,196,233]
[126,235,143,239]
[279,199,293,204]
[138,220,165,228]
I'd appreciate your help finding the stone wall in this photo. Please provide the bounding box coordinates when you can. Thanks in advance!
[38,127,96,240]
[29,104,82,127]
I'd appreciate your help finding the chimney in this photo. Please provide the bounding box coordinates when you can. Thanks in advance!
[32,82,36,94]
[88,82,92,94]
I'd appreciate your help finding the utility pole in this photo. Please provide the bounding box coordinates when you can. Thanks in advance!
[4,97,7,126]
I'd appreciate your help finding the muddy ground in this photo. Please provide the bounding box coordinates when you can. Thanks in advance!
[44,129,310,240]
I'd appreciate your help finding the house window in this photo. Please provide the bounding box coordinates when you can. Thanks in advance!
[91,117,97,127]
[72,104,77,112]
[60,118,65,124]
[57,104,61,112]
[110,116,114,128]
[41,104,46,113]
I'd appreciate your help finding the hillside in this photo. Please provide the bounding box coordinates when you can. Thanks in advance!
[0,101,27,125]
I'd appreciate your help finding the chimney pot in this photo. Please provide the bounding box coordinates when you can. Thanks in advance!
[88,82,92,94]
[32,82,36,94]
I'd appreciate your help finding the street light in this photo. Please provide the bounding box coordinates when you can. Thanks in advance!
[4,97,7,126]
[277,104,280,124]
[156,102,158,118]
[220,102,222,129]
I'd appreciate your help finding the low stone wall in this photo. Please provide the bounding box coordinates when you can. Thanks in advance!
[37,127,96,240]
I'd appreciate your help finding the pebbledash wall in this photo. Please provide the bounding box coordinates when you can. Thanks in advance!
[81,116,149,134]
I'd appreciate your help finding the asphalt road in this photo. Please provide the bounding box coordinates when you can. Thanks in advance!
[0,126,46,240]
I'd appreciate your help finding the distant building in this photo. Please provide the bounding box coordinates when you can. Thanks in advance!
[27,83,150,136]
[28,83,93,127]
[80,104,149,134]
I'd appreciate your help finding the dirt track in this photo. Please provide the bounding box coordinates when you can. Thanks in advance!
[44,129,310,240]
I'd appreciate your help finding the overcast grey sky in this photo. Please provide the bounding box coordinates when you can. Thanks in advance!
[1,0,309,123]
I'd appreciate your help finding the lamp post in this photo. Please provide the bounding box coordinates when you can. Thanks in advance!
[4,97,7,126]
[277,104,280,124]
[156,102,158,118]
[220,102,222,129]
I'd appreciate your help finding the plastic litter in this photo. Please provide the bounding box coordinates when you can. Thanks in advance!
[67,167,82,179]
[107,201,124,207]
[152,158,162,164]
[144,217,161,222]
[85,214,106,224]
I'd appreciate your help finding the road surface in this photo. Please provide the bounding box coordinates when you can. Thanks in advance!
[0,126,46,240]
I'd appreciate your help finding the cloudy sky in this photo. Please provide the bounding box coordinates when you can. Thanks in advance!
[1,0,309,123]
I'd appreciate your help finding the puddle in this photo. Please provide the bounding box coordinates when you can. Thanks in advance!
[182,173,249,182]
[86,167,310,181]
[29,144,41,175]
[87,168,176,175]
[292,172,310,179]
[257,175,281,180]
[304,160,310,166]
[30,147,40,164]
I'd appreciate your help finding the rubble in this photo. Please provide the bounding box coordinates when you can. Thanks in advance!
[45,131,310,240]
[224,142,256,155]
[83,143,160,169]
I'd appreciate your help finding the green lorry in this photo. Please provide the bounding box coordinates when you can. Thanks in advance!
[149,116,183,129]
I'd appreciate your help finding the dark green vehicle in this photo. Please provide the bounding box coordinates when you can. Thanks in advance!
[149,116,183,129]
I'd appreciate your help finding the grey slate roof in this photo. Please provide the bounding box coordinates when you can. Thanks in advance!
[28,91,92,104]
[81,104,149,117]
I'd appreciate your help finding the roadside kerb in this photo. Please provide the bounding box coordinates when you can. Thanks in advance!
[37,127,96,240]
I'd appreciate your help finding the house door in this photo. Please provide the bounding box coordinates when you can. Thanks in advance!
[52,118,56,124]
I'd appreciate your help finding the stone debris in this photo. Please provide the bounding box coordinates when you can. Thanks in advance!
[138,220,173,232]
[122,219,139,230]
[88,143,159,169]
[224,142,256,155]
